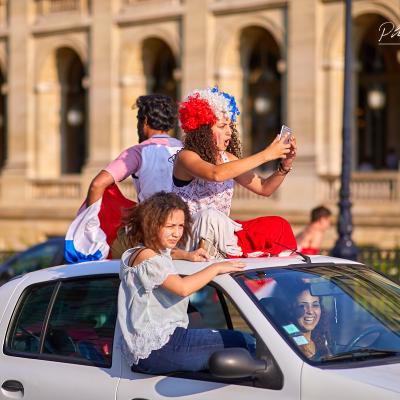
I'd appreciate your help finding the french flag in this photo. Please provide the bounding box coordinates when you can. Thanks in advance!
[65,184,135,263]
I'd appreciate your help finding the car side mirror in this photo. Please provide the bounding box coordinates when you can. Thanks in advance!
[208,347,267,379]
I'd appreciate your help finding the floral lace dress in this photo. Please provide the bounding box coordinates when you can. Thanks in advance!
[172,151,234,216]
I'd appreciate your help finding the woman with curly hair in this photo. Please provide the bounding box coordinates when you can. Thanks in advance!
[172,87,297,257]
[118,191,251,374]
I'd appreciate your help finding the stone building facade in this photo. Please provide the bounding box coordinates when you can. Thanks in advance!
[0,0,399,250]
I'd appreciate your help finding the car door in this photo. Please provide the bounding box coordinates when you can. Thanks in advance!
[116,283,298,400]
[0,275,121,400]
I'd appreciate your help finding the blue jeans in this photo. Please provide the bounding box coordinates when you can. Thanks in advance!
[132,327,252,374]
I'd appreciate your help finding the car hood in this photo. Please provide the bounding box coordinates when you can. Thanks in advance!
[331,362,400,393]
[302,361,400,399]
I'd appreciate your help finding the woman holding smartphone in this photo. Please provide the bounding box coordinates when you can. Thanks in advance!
[172,87,297,257]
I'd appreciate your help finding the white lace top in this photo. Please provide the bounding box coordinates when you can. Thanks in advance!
[118,246,189,365]
[172,151,234,216]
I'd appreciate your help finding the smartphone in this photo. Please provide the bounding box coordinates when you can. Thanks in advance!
[279,124,292,144]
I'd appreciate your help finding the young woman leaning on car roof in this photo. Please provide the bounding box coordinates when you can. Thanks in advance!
[117,191,253,374]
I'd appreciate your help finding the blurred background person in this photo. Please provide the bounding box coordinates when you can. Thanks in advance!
[296,206,332,255]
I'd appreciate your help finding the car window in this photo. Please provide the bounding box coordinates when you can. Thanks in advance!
[43,277,119,366]
[184,285,258,385]
[8,283,56,353]
[189,286,228,329]
[235,265,400,364]
[6,276,119,368]
[9,242,61,275]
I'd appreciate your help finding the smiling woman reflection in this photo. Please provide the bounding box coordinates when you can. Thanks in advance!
[289,285,330,360]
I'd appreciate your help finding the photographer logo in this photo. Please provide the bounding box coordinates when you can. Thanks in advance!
[378,22,400,45]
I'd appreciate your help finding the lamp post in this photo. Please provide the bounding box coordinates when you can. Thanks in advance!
[331,0,359,260]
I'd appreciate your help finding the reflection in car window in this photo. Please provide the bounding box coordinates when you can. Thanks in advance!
[189,286,227,329]
[235,265,400,364]
[7,277,119,368]
[8,283,56,353]
[43,278,119,367]
[10,242,60,275]
[189,285,256,356]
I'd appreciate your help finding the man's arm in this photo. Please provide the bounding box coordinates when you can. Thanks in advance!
[85,170,115,207]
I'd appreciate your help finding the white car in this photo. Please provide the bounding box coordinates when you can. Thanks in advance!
[0,255,399,400]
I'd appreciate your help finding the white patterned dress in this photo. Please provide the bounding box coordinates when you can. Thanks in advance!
[172,151,234,216]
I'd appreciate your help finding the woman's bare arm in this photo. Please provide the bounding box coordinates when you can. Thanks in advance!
[161,260,245,297]
[174,135,291,182]
[234,136,297,197]
[132,249,244,297]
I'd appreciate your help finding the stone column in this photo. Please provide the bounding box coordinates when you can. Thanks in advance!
[281,0,320,211]
[182,0,212,96]
[35,81,62,177]
[1,1,32,204]
[119,75,146,150]
[119,43,146,150]
[83,0,118,176]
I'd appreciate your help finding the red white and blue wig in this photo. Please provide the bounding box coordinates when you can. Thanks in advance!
[179,86,240,133]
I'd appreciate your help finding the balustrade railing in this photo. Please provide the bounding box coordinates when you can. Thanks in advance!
[29,177,81,200]
[122,0,182,5]
[36,0,88,16]
[1,171,398,207]
[320,171,399,203]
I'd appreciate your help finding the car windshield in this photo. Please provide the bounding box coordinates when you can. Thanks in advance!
[235,264,400,364]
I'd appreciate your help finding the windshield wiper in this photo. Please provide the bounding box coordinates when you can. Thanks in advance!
[320,348,400,363]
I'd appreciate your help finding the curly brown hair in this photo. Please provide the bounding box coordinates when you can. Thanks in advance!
[183,123,242,164]
[122,192,192,253]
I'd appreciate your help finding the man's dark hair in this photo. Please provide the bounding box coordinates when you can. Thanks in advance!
[136,94,178,132]
[311,206,332,223]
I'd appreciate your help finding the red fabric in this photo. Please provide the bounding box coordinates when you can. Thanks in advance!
[300,247,318,255]
[98,184,136,258]
[232,216,297,257]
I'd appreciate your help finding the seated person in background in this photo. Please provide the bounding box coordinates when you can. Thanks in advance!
[296,206,332,255]
[288,284,330,360]
[118,192,252,374]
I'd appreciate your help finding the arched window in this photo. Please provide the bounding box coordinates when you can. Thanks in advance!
[241,27,283,161]
[355,15,400,171]
[56,47,87,174]
[0,69,6,170]
[142,38,178,100]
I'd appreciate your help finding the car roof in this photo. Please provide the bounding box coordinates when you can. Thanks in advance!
[13,254,362,285]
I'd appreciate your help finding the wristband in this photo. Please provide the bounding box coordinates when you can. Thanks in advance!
[277,162,292,175]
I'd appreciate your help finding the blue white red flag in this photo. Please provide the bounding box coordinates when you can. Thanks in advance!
[64,184,135,263]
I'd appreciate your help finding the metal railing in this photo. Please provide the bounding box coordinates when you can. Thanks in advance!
[359,248,400,282]
[321,247,400,282]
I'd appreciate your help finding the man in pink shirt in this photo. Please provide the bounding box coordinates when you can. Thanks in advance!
[84,94,208,261]
[85,94,181,206]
